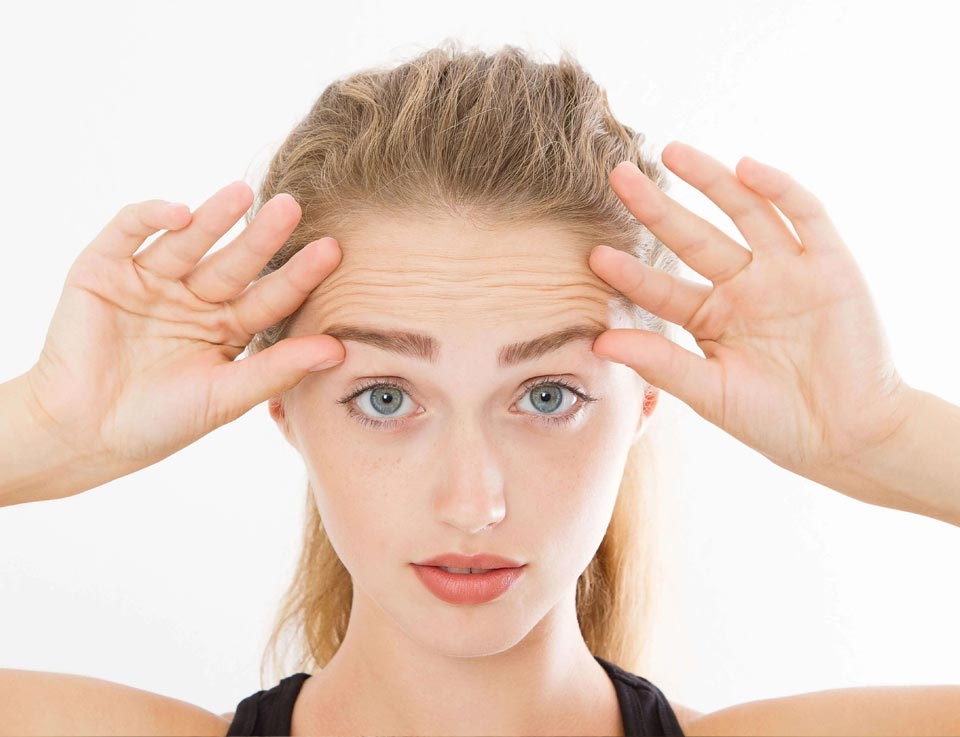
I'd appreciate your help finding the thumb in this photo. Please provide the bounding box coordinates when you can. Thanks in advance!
[593,329,720,420]
[209,336,345,426]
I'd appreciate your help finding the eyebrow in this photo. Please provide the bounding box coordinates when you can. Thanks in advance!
[321,321,608,369]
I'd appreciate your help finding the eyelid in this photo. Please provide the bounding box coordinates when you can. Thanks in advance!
[336,375,417,405]
[336,375,592,405]
[337,376,600,431]
[337,376,597,431]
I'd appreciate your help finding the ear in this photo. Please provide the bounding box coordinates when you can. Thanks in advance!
[642,383,660,416]
[632,381,660,445]
[268,394,298,449]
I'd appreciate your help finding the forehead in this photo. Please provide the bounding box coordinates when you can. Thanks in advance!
[287,215,628,342]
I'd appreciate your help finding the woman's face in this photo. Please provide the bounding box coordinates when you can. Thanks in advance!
[270,214,658,657]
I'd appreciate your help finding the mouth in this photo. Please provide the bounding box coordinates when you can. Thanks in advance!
[432,566,500,574]
[411,563,527,605]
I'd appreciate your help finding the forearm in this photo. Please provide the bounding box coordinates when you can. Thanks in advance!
[818,386,960,527]
[0,372,116,507]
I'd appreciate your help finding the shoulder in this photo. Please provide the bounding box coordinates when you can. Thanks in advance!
[666,698,704,735]
[677,685,960,736]
[0,669,230,736]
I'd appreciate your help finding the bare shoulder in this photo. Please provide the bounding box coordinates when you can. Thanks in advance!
[666,698,705,734]
[680,684,960,736]
[0,669,231,737]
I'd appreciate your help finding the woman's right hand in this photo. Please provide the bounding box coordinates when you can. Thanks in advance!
[20,181,345,481]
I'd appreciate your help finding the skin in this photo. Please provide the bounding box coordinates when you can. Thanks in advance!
[268,215,658,737]
[13,137,951,735]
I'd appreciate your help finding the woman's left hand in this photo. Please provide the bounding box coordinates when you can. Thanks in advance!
[588,141,916,489]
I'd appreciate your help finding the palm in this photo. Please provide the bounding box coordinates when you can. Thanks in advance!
[34,252,241,464]
[589,142,910,480]
[25,183,345,475]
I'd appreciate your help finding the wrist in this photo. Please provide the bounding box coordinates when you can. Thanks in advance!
[0,370,113,507]
[819,385,960,526]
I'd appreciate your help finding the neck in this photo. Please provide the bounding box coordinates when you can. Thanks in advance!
[295,582,623,736]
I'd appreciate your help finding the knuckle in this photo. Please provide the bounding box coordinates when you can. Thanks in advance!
[643,194,671,225]
[618,258,646,296]
[683,231,710,257]
[650,273,675,315]
[805,191,826,216]
[211,259,247,290]
[113,203,142,236]
[193,216,224,241]
[198,306,241,345]
[777,174,803,204]
[237,285,275,335]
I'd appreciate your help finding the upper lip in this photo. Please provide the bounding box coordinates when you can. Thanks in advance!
[414,553,525,569]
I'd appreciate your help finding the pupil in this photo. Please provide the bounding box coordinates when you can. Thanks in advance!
[531,386,562,413]
[370,387,403,416]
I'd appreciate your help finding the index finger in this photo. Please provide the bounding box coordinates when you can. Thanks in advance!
[229,237,342,338]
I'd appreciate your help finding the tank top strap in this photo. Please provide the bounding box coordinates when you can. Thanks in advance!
[226,661,683,736]
[225,672,312,736]
[594,655,685,736]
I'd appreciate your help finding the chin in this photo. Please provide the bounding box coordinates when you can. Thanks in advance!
[391,601,535,658]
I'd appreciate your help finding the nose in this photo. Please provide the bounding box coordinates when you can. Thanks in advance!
[433,421,507,534]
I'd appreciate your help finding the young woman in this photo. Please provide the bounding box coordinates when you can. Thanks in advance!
[1,43,958,737]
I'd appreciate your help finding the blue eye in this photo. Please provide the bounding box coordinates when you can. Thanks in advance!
[336,376,598,431]
[344,383,418,426]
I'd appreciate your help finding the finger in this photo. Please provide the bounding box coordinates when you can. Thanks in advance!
[182,192,303,304]
[85,200,192,259]
[230,237,342,337]
[661,141,804,258]
[133,181,254,280]
[592,328,723,423]
[207,334,345,428]
[735,156,847,256]
[610,160,753,284]
[589,245,711,330]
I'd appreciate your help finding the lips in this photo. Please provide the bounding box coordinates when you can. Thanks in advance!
[413,552,525,570]
[412,562,526,605]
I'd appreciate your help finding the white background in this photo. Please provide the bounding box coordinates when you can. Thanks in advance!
[1,0,957,719]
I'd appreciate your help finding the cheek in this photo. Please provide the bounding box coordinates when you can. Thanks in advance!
[295,423,409,574]
[309,478,408,581]
[501,414,631,542]
[295,390,634,558]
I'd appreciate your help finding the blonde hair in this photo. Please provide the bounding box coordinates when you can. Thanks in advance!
[243,40,681,688]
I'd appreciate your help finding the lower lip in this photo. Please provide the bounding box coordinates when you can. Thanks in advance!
[411,564,526,605]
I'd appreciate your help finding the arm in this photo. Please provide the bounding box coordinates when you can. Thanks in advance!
[0,373,126,507]
[1,190,346,737]
[0,669,229,736]
[687,684,960,736]
[1,190,344,509]
[814,386,960,527]
[589,144,959,528]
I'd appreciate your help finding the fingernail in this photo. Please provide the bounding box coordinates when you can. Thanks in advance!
[309,358,343,372]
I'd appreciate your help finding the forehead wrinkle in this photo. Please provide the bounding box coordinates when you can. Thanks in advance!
[319,266,605,293]
[296,290,614,336]
[294,270,621,334]
[304,271,621,316]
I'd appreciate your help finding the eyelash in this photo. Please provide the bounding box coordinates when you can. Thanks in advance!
[335,376,599,431]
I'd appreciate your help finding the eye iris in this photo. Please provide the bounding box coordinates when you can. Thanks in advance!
[370,387,403,416]
[531,386,563,414]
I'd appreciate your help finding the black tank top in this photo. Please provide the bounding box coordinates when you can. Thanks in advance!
[225,654,685,736]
